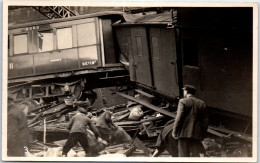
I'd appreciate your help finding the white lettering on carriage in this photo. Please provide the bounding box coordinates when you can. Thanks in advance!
[51,58,62,62]
[82,60,97,66]
[25,26,40,31]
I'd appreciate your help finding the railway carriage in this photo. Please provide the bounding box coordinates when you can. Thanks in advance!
[114,8,253,123]
[8,11,128,100]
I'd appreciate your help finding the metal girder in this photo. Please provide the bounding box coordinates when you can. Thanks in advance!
[32,6,77,19]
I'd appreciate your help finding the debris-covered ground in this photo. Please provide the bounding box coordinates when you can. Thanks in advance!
[24,87,252,157]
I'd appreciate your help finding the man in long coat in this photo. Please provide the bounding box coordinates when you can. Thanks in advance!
[7,97,30,156]
[172,85,208,157]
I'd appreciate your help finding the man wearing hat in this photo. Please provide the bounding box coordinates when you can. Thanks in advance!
[62,107,101,157]
[172,85,208,157]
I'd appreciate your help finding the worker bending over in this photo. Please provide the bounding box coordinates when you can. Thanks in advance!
[62,107,101,157]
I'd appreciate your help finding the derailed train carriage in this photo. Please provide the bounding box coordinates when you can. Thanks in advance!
[8,11,129,102]
[114,8,253,131]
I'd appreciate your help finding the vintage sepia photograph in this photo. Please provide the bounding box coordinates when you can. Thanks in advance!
[2,1,258,162]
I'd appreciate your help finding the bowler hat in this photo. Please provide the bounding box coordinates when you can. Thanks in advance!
[77,107,87,114]
[182,85,197,91]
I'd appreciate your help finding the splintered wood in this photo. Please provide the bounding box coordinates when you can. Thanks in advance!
[25,91,252,157]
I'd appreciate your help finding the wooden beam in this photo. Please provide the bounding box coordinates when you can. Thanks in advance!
[134,138,151,156]
[28,113,42,126]
[135,89,155,98]
[124,145,138,157]
[116,92,176,118]
[208,126,252,142]
[114,115,165,126]
[207,128,230,138]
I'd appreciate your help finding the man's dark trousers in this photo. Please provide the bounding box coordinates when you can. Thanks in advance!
[62,132,89,155]
[178,138,204,157]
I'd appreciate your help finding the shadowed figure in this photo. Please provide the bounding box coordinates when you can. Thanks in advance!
[95,111,132,145]
[152,119,178,157]
[7,98,30,157]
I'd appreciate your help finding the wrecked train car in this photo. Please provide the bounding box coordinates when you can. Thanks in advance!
[114,11,180,99]
[8,11,129,101]
[114,8,253,120]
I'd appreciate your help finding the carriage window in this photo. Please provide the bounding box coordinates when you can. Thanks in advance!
[57,27,72,49]
[77,23,97,46]
[14,34,27,55]
[38,30,53,52]
[151,37,160,59]
[183,39,198,67]
[136,36,143,57]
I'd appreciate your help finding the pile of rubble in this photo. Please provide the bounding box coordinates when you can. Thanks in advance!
[25,89,252,157]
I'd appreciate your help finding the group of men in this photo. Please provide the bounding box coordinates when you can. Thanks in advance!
[62,84,209,157]
[7,83,208,157]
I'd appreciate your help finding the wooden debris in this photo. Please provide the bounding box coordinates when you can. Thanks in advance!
[113,112,130,122]
[28,113,43,125]
[134,138,152,156]
[209,126,252,142]
[25,89,252,158]
[116,92,176,118]
[123,145,138,157]
[113,109,129,116]
[135,89,155,99]
[207,128,231,138]
[142,122,157,137]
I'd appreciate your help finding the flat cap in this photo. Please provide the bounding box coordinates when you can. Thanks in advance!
[77,107,87,114]
[182,85,197,91]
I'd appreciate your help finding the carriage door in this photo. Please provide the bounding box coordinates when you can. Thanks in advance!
[8,29,34,78]
[130,27,152,87]
[149,27,179,98]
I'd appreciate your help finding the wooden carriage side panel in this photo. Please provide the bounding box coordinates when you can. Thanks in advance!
[149,27,179,98]
[115,27,136,82]
[130,27,152,87]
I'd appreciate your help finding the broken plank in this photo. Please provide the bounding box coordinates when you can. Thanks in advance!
[208,126,252,142]
[140,115,165,123]
[28,113,43,125]
[135,89,155,98]
[123,145,138,157]
[42,103,67,116]
[116,92,176,118]
[134,138,151,156]
[115,115,165,126]
[113,109,129,116]
[28,121,41,128]
[207,128,230,138]
[114,112,130,121]
[115,121,140,126]
[105,144,125,150]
